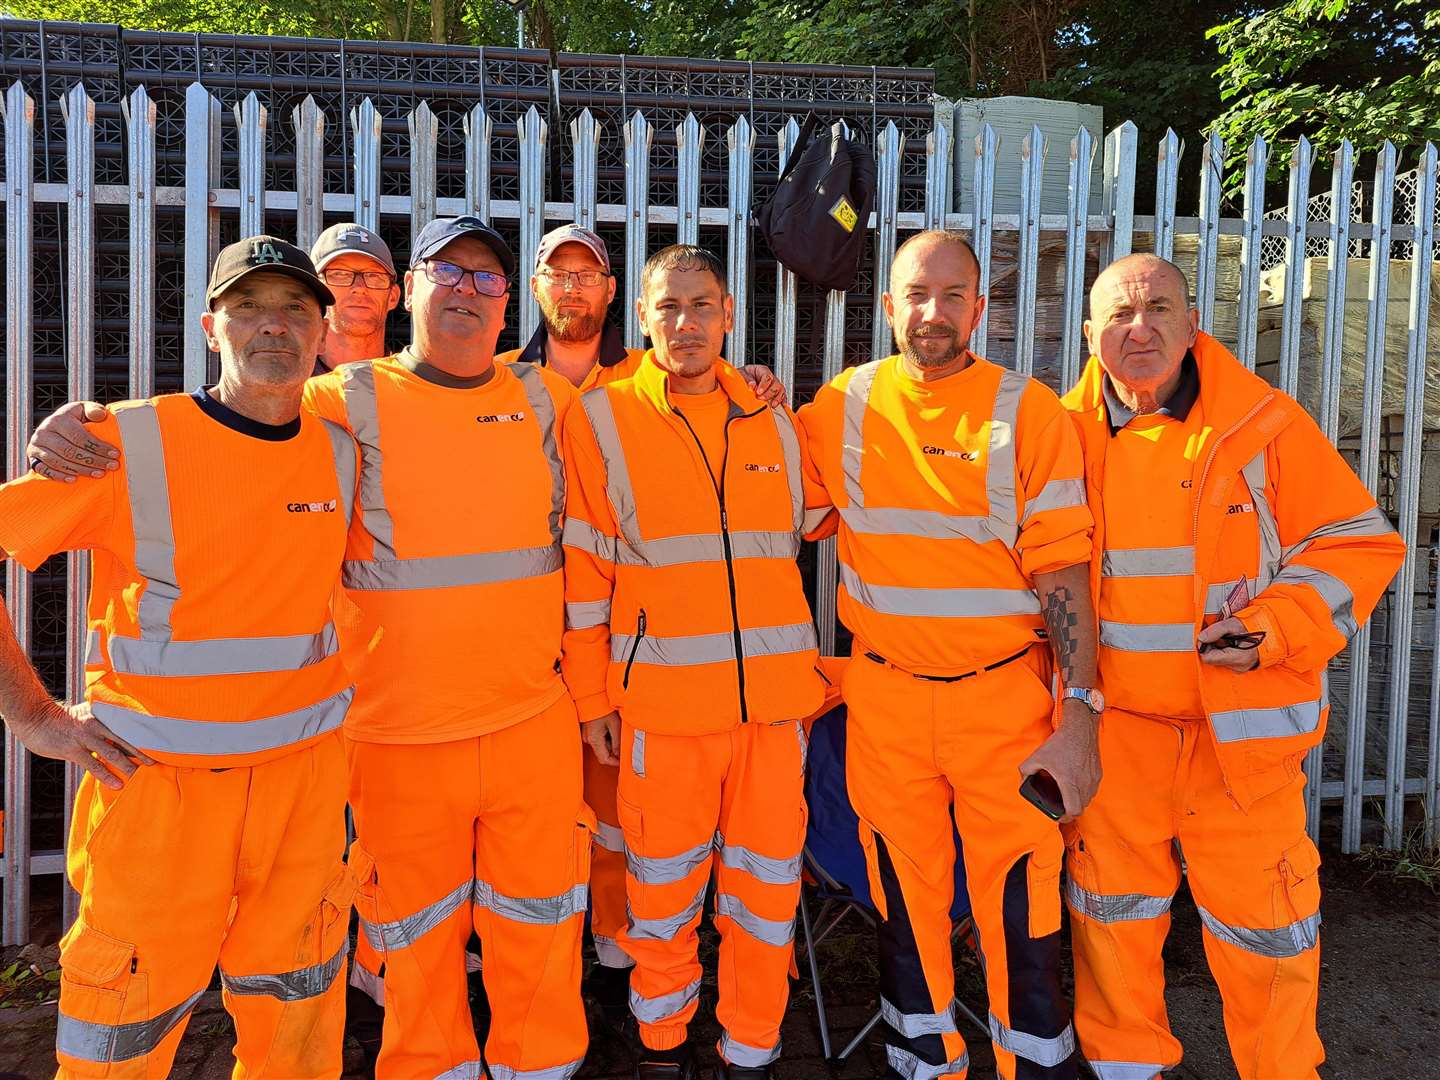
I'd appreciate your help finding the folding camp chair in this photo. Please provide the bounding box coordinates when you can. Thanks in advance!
[797,691,988,1063]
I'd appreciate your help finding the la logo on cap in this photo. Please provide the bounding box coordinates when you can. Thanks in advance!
[251,240,284,265]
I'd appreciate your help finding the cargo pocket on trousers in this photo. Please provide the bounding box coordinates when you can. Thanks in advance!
[347,840,384,957]
[1027,845,1064,938]
[1275,837,1322,937]
[576,804,597,891]
[318,862,358,967]
[57,924,147,1077]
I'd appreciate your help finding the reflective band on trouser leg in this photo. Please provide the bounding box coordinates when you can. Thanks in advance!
[1086,1061,1167,1080]
[57,989,204,1065]
[436,1060,486,1080]
[988,1013,1076,1069]
[888,1045,971,1080]
[488,1061,585,1080]
[631,978,702,1024]
[220,938,348,1000]
[628,839,716,885]
[1064,880,1174,925]
[1194,907,1320,959]
[473,879,588,924]
[91,686,351,759]
[585,749,633,969]
[626,881,708,941]
[361,878,474,953]
[719,1031,781,1068]
[881,997,960,1038]
[714,893,794,947]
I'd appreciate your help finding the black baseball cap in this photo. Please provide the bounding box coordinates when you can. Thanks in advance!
[207,235,336,310]
[410,215,516,278]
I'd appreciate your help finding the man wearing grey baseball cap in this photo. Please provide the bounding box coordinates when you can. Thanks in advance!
[310,222,401,375]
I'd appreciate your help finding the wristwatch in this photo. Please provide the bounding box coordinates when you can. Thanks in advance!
[1062,686,1105,715]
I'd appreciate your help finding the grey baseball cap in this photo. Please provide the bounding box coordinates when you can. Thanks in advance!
[310,222,396,276]
[536,224,611,274]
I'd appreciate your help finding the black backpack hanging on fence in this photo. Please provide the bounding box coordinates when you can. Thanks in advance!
[757,114,878,293]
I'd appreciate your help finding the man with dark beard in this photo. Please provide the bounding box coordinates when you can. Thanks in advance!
[498,224,788,1032]
[797,229,1100,1080]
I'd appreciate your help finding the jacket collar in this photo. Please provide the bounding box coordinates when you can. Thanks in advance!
[633,350,764,416]
[1101,350,1200,434]
[518,319,630,369]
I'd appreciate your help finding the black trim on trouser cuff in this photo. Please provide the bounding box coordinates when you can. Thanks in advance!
[1001,854,1077,1079]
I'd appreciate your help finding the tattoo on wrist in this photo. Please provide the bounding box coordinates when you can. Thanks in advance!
[1042,585,1079,684]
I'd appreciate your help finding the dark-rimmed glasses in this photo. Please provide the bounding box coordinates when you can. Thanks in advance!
[420,259,509,298]
[537,267,609,289]
[1198,630,1266,654]
[322,268,394,290]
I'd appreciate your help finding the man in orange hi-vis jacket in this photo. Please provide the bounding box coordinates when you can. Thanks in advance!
[1059,253,1404,1080]
[798,230,1102,1080]
[0,237,358,1078]
[562,244,830,1080]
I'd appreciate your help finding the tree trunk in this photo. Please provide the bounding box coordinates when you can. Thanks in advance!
[431,0,447,44]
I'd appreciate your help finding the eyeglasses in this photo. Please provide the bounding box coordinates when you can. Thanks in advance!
[322,268,394,290]
[1198,630,1266,654]
[537,267,609,289]
[420,259,509,298]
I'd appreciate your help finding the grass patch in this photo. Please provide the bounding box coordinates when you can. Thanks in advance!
[1356,827,1440,893]
[0,959,61,1009]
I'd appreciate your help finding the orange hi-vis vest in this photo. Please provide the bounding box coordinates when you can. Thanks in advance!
[1062,331,1406,807]
[303,354,576,743]
[496,321,646,392]
[0,395,357,768]
[798,353,1094,676]
[561,354,826,735]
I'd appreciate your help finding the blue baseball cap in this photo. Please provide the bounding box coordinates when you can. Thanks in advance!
[410,215,516,279]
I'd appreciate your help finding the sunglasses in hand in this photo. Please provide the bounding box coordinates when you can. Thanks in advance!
[1198,630,1266,654]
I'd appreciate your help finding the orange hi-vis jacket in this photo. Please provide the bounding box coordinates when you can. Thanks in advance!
[798,353,1094,676]
[561,353,827,734]
[0,395,357,768]
[496,320,647,391]
[1062,331,1406,808]
[304,354,577,743]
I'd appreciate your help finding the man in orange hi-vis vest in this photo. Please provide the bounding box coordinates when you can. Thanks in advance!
[562,244,831,1080]
[1060,253,1404,1080]
[0,237,358,1078]
[798,230,1102,1080]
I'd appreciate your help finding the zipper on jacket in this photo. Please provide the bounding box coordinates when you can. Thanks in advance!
[622,608,647,689]
[674,402,766,723]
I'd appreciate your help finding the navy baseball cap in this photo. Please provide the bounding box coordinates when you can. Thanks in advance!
[410,215,516,279]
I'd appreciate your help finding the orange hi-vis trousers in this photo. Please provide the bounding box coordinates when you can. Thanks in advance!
[55,732,352,1079]
[844,648,1077,1080]
[1065,708,1323,1080]
[617,718,808,1068]
[345,693,591,1080]
[585,751,632,969]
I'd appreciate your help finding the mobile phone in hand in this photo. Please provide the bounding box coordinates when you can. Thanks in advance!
[1020,770,1065,820]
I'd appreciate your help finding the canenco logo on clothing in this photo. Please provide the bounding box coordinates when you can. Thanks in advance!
[745,463,782,473]
[288,500,338,513]
[476,412,527,424]
[922,445,979,461]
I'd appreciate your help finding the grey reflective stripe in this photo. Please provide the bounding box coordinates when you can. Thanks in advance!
[473,878,587,925]
[563,517,617,562]
[1102,546,1195,578]
[886,1045,970,1080]
[349,952,385,1006]
[362,878,472,953]
[719,1032,781,1067]
[842,563,1040,619]
[1065,879,1173,924]
[1209,700,1322,743]
[627,882,706,941]
[611,622,816,667]
[107,625,340,678]
[627,837,714,885]
[566,599,611,631]
[1088,1061,1167,1080]
[988,1013,1076,1068]
[593,935,630,969]
[839,360,1026,548]
[341,361,397,558]
[1021,477,1087,524]
[714,892,794,946]
[1241,451,1282,591]
[91,686,351,757]
[116,405,180,638]
[616,530,799,568]
[631,729,646,778]
[879,996,958,1038]
[57,988,204,1063]
[488,1059,584,1080]
[715,833,801,885]
[582,387,642,548]
[1269,563,1358,639]
[513,362,566,546]
[319,416,359,530]
[342,545,561,591]
[796,721,808,771]
[435,1060,485,1080]
[86,628,103,665]
[220,938,347,1000]
[1287,504,1394,548]
[1205,578,1258,614]
[1099,620,1195,653]
[630,977,700,1024]
[1195,904,1320,958]
[771,407,805,533]
[595,821,626,853]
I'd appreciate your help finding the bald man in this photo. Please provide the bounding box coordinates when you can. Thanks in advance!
[1058,254,1403,1080]
[799,230,1099,1080]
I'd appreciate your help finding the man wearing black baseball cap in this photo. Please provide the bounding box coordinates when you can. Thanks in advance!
[0,233,360,1077]
[310,222,401,375]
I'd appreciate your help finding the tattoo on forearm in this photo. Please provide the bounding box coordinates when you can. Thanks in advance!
[1042,586,1079,684]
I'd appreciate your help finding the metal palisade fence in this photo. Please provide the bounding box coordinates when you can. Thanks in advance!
[0,68,1437,944]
